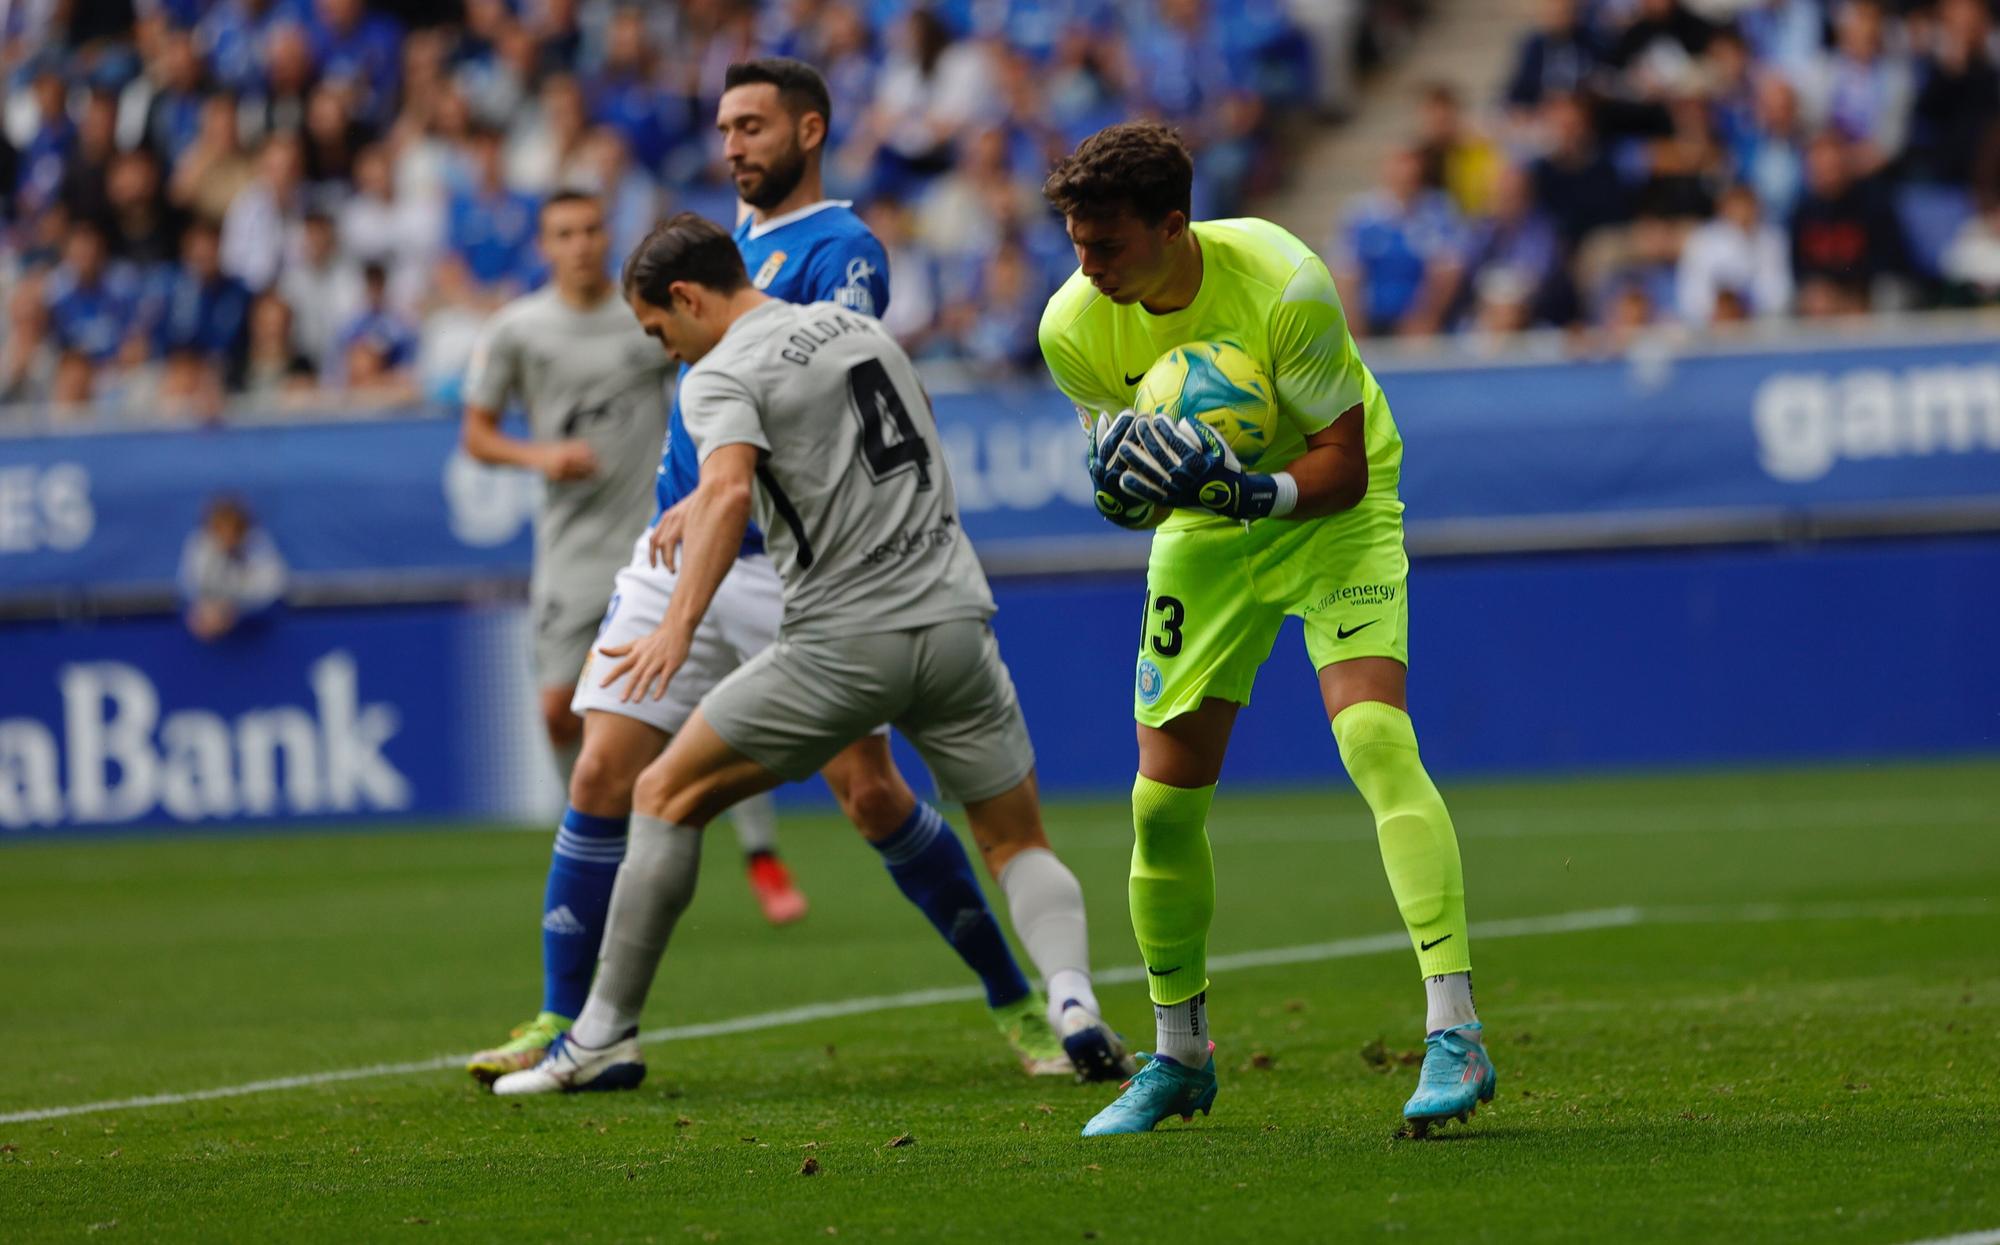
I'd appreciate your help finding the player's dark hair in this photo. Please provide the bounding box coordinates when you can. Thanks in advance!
[539,187,600,222]
[723,57,833,131]
[622,212,750,304]
[1042,121,1194,225]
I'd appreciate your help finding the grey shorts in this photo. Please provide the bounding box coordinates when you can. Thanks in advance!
[533,575,615,690]
[701,617,1035,805]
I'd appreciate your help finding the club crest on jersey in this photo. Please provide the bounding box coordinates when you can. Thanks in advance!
[1136,658,1164,706]
[753,251,788,289]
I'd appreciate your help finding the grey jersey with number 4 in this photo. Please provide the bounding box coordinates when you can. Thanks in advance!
[678,299,994,640]
[463,287,669,594]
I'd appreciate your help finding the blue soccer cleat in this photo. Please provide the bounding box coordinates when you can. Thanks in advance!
[1080,1046,1218,1136]
[1402,1022,1497,1136]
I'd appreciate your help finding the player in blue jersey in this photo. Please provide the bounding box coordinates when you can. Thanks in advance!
[471,59,1131,1088]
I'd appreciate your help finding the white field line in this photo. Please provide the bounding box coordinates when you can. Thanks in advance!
[0,898,1986,1127]
[1894,1233,2000,1245]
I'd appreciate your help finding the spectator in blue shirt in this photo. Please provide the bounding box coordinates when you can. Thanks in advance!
[1505,0,1602,115]
[1454,163,1572,329]
[180,495,288,641]
[155,220,252,406]
[578,127,663,279]
[1590,207,1684,327]
[310,0,404,125]
[814,3,881,156]
[15,62,77,220]
[197,0,311,94]
[1134,0,1263,215]
[588,8,689,175]
[1335,146,1466,337]
[1133,0,1249,124]
[1735,72,1807,222]
[139,26,210,166]
[939,233,1047,375]
[1805,0,1914,178]
[447,125,540,294]
[334,261,420,398]
[44,222,148,405]
[1040,26,1126,149]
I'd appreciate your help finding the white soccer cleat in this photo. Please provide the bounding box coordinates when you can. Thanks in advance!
[490,1028,647,1095]
[1058,1004,1139,1082]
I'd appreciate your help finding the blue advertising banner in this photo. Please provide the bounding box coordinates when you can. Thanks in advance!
[0,604,551,833]
[5,534,1995,835]
[3,333,1999,597]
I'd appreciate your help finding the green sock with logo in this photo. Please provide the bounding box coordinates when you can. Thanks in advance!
[1129,775,1217,1035]
[1332,701,1471,979]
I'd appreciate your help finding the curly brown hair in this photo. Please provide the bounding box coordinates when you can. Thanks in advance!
[1042,121,1193,224]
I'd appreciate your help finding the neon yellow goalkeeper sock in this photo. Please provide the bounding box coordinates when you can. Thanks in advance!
[1129,775,1217,1007]
[1332,702,1471,978]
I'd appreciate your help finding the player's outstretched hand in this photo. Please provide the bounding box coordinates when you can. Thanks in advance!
[597,627,690,703]
[542,440,599,483]
[649,499,691,571]
[1087,411,1160,529]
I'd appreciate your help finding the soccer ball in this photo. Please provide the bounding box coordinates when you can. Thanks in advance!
[1131,340,1277,469]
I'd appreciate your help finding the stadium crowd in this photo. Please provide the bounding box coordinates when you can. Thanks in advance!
[12,0,1987,418]
[1338,0,2000,350]
[0,0,1408,419]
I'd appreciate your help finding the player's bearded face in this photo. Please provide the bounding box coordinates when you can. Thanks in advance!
[732,127,808,211]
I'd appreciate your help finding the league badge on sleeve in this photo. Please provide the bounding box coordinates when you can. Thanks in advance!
[836,257,878,315]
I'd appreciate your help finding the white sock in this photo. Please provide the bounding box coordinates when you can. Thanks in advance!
[996,848,1098,1025]
[572,815,703,1048]
[1047,970,1098,1028]
[728,791,779,857]
[1153,991,1209,1066]
[1425,971,1478,1035]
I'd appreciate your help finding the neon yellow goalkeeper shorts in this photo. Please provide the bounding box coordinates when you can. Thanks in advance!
[1133,502,1410,727]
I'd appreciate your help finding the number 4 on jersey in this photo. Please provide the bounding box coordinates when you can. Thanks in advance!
[849,359,933,490]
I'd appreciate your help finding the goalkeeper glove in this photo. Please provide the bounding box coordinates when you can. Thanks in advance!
[1116,415,1295,520]
[1085,411,1161,529]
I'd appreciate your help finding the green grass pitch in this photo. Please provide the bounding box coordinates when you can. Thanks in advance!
[3,759,1997,1243]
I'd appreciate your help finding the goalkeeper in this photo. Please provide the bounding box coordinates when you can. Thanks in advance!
[1036,121,1496,1138]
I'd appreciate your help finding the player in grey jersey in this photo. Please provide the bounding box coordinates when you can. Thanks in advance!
[461,190,666,774]
[460,193,805,1086]
[493,213,1133,1096]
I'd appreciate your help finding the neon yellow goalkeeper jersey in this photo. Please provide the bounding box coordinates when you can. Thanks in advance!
[1037,217,1404,533]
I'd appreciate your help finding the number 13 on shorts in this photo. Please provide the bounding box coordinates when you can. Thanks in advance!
[1133,592,1185,716]
[1130,559,1287,728]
